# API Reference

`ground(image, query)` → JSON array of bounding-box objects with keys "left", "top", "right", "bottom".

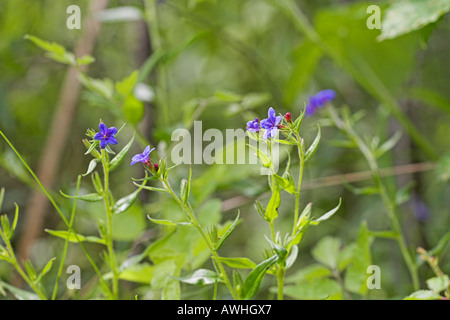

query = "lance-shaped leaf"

[
  {"left": 109, "top": 132, "right": 135, "bottom": 171},
  {"left": 247, "top": 144, "right": 272, "bottom": 168},
  {"left": 304, "top": 124, "right": 321, "bottom": 161},
  {"left": 83, "top": 139, "right": 101, "bottom": 158},
  {"left": 265, "top": 182, "right": 281, "bottom": 223},
  {"left": 25, "top": 34, "right": 75, "bottom": 66},
  {"left": 133, "top": 181, "right": 167, "bottom": 193},
  {"left": 82, "top": 158, "right": 100, "bottom": 177},
  {"left": 60, "top": 191, "right": 103, "bottom": 202},
  {"left": 0, "top": 280, "right": 40, "bottom": 300},
  {"left": 147, "top": 215, "right": 193, "bottom": 227},
  {"left": 273, "top": 173, "right": 296, "bottom": 194},
  {"left": 180, "top": 167, "right": 192, "bottom": 204},
  {"left": 0, "top": 188, "right": 4, "bottom": 210},
  {"left": 175, "top": 269, "right": 223, "bottom": 286},
  {"left": 113, "top": 186, "right": 144, "bottom": 215},
  {"left": 45, "top": 229, "right": 106, "bottom": 245},
  {"left": 242, "top": 255, "right": 278, "bottom": 300},
  {"left": 35, "top": 257, "right": 56, "bottom": 283},
  {"left": 219, "top": 257, "right": 257, "bottom": 269},
  {"left": 311, "top": 198, "right": 342, "bottom": 225},
  {"left": 215, "top": 211, "right": 240, "bottom": 251},
  {"left": 375, "top": 131, "right": 402, "bottom": 159}
]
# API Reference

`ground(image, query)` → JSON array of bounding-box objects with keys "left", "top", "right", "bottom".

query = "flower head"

[
  {"left": 94, "top": 123, "right": 118, "bottom": 149},
  {"left": 246, "top": 118, "right": 260, "bottom": 132},
  {"left": 131, "top": 145, "right": 155, "bottom": 166},
  {"left": 260, "top": 107, "right": 282, "bottom": 140},
  {"left": 305, "top": 89, "right": 336, "bottom": 116}
]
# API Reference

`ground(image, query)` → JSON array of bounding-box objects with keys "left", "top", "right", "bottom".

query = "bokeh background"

[{"left": 0, "top": 0, "right": 449, "bottom": 299}]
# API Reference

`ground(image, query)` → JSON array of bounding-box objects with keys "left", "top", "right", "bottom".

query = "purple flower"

[
  {"left": 305, "top": 89, "right": 336, "bottom": 116},
  {"left": 131, "top": 145, "right": 155, "bottom": 166},
  {"left": 260, "top": 107, "right": 282, "bottom": 140},
  {"left": 94, "top": 123, "right": 118, "bottom": 149},
  {"left": 246, "top": 118, "right": 260, "bottom": 132}
]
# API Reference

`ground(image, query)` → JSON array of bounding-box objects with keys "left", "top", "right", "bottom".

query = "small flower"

[
  {"left": 305, "top": 89, "right": 336, "bottom": 116},
  {"left": 131, "top": 145, "right": 155, "bottom": 166},
  {"left": 246, "top": 118, "right": 260, "bottom": 132},
  {"left": 260, "top": 107, "right": 282, "bottom": 140},
  {"left": 285, "top": 112, "right": 292, "bottom": 123},
  {"left": 94, "top": 123, "right": 118, "bottom": 149}
]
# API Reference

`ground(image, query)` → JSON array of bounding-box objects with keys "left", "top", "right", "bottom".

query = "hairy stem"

[{"left": 101, "top": 150, "right": 119, "bottom": 299}]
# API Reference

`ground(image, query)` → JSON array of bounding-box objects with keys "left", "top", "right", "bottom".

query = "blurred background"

[{"left": 0, "top": 0, "right": 449, "bottom": 299}]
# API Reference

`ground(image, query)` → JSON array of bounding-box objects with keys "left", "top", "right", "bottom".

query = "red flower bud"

[
  {"left": 153, "top": 163, "right": 159, "bottom": 172},
  {"left": 285, "top": 112, "right": 292, "bottom": 123}
]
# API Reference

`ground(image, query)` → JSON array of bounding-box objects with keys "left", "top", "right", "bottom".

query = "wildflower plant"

[{"left": 246, "top": 105, "right": 342, "bottom": 300}]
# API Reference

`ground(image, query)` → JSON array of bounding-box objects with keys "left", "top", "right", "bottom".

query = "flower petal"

[
  {"left": 267, "top": 107, "right": 276, "bottom": 122},
  {"left": 106, "top": 136, "right": 118, "bottom": 145},
  {"left": 99, "top": 123, "right": 108, "bottom": 135},
  {"left": 107, "top": 127, "right": 118, "bottom": 136},
  {"left": 100, "top": 139, "right": 108, "bottom": 149},
  {"left": 94, "top": 132, "right": 103, "bottom": 141}
]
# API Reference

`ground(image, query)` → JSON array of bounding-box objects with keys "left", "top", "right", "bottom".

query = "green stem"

[
  {"left": 0, "top": 232, "right": 47, "bottom": 300},
  {"left": 0, "top": 129, "right": 114, "bottom": 299},
  {"left": 292, "top": 132, "right": 305, "bottom": 233},
  {"left": 327, "top": 106, "right": 419, "bottom": 291},
  {"left": 51, "top": 175, "right": 82, "bottom": 300},
  {"left": 161, "top": 178, "right": 238, "bottom": 300},
  {"left": 101, "top": 149, "right": 119, "bottom": 299},
  {"left": 277, "top": 266, "right": 285, "bottom": 300}
]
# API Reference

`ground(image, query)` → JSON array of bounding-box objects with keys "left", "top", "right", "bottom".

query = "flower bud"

[{"left": 285, "top": 112, "right": 292, "bottom": 123}]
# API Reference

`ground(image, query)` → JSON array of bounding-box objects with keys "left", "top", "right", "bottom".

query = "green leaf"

[
  {"left": 0, "top": 280, "right": 40, "bottom": 300},
  {"left": 242, "top": 255, "right": 278, "bottom": 300},
  {"left": 35, "top": 257, "right": 56, "bottom": 283},
  {"left": 180, "top": 167, "right": 192, "bottom": 204},
  {"left": 25, "top": 34, "right": 75, "bottom": 65},
  {"left": 118, "top": 263, "right": 154, "bottom": 284},
  {"left": 283, "top": 278, "right": 343, "bottom": 300},
  {"left": 404, "top": 290, "right": 442, "bottom": 300},
  {"left": 375, "top": 131, "right": 402, "bottom": 158},
  {"left": 285, "top": 245, "right": 298, "bottom": 269},
  {"left": 147, "top": 215, "right": 192, "bottom": 227},
  {"left": 76, "top": 55, "right": 95, "bottom": 66},
  {"left": 265, "top": 182, "right": 281, "bottom": 223},
  {"left": 304, "top": 124, "right": 321, "bottom": 162},
  {"left": 123, "top": 95, "right": 145, "bottom": 124},
  {"left": 82, "top": 158, "right": 99, "bottom": 177},
  {"left": 426, "top": 275, "right": 449, "bottom": 293},
  {"left": 247, "top": 143, "right": 271, "bottom": 168},
  {"left": 215, "top": 211, "right": 240, "bottom": 251},
  {"left": 344, "top": 221, "right": 372, "bottom": 295},
  {"left": 176, "top": 269, "right": 222, "bottom": 286},
  {"left": 133, "top": 182, "right": 167, "bottom": 193},
  {"left": 285, "top": 264, "right": 332, "bottom": 283},
  {"left": 0, "top": 188, "right": 4, "bottom": 211},
  {"left": 83, "top": 139, "right": 101, "bottom": 158},
  {"left": 60, "top": 190, "right": 103, "bottom": 202},
  {"left": 311, "top": 236, "right": 341, "bottom": 270},
  {"left": 312, "top": 198, "right": 341, "bottom": 224},
  {"left": 113, "top": 188, "right": 142, "bottom": 215},
  {"left": 45, "top": 229, "right": 106, "bottom": 245},
  {"left": 0, "top": 214, "right": 11, "bottom": 239},
  {"left": 11, "top": 203, "right": 19, "bottom": 238},
  {"left": 115, "top": 70, "right": 139, "bottom": 97},
  {"left": 109, "top": 132, "right": 135, "bottom": 171},
  {"left": 273, "top": 173, "right": 296, "bottom": 194},
  {"left": 378, "top": 0, "right": 450, "bottom": 41},
  {"left": 219, "top": 257, "right": 257, "bottom": 269}
]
